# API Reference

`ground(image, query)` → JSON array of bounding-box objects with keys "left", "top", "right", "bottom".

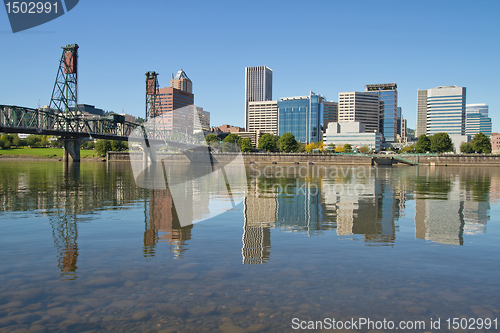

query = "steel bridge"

[
  {"left": 0, "top": 104, "right": 139, "bottom": 141},
  {"left": 0, "top": 44, "right": 211, "bottom": 163}
]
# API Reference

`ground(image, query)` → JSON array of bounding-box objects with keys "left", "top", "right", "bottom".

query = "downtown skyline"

[{"left": 1, "top": 0, "right": 499, "bottom": 132}]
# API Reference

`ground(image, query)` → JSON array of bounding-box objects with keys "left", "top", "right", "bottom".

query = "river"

[{"left": 1, "top": 161, "right": 499, "bottom": 332}]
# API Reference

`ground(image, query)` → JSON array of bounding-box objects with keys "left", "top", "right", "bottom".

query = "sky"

[{"left": 1, "top": 0, "right": 499, "bottom": 132}]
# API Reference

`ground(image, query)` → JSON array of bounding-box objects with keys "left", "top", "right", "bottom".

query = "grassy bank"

[{"left": 0, "top": 147, "right": 98, "bottom": 159}]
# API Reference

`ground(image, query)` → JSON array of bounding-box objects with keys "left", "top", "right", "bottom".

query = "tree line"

[
  {"left": 405, "top": 132, "right": 491, "bottom": 154},
  {"left": 0, "top": 134, "right": 128, "bottom": 156}
]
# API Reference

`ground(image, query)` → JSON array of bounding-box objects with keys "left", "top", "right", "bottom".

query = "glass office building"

[
  {"left": 365, "top": 83, "right": 398, "bottom": 143},
  {"left": 278, "top": 92, "right": 323, "bottom": 143}
]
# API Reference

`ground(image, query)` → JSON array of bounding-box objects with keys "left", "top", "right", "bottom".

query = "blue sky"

[{"left": 1, "top": 0, "right": 499, "bottom": 132}]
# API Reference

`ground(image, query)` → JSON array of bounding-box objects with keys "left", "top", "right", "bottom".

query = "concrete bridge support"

[{"left": 63, "top": 139, "right": 81, "bottom": 163}]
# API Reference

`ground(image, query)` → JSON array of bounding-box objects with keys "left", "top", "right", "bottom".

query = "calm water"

[{"left": 1, "top": 161, "right": 500, "bottom": 332}]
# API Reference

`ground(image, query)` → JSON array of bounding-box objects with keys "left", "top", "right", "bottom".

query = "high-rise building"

[
  {"left": 156, "top": 69, "right": 195, "bottom": 115},
  {"left": 323, "top": 101, "right": 338, "bottom": 130},
  {"left": 247, "top": 100, "right": 278, "bottom": 134},
  {"left": 416, "top": 89, "right": 428, "bottom": 137},
  {"left": 466, "top": 113, "right": 492, "bottom": 137},
  {"left": 278, "top": 92, "right": 323, "bottom": 143},
  {"left": 153, "top": 69, "right": 210, "bottom": 132},
  {"left": 245, "top": 66, "right": 273, "bottom": 130},
  {"left": 417, "top": 86, "right": 466, "bottom": 136},
  {"left": 365, "top": 83, "right": 398, "bottom": 143},
  {"left": 170, "top": 69, "right": 193, "bottom": 94},
  {"left": 466, "top": 103, "right": 491, "bottom": 137},
  {"left": 396, "top": 107, "right": 402, "bottom": 136},
  {"left": 466, "top": 103, "right": 489, "bottom": 117},
  {"left": 338, "top": 92, "right": 380, "bottom": 133}
]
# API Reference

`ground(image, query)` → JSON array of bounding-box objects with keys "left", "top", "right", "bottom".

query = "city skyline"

[{"left": 1, "top": 1, "right": 499, "bottom": 132}]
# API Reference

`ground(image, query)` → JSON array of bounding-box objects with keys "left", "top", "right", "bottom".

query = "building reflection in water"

[
  {"left": 145, "top": 188, "right": 192, "bottom": 259},
  {"left": 414, "top": 167, "right": 491, "bottom": 245},
  {"left": 242, "top": 178, "right": 274, "bottom": 264}
]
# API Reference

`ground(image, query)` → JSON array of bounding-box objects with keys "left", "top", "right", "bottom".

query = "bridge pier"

[{"left": 63, "top": 139, "right": 81, "bottom": 163}]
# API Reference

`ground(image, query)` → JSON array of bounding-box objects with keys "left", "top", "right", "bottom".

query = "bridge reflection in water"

[{"left": 0, "top": 162, "right": 495, "bottom": 280}]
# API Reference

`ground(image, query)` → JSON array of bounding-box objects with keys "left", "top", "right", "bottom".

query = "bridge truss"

[{"left": 0, "top": 104, "right": 139, "bottom": 140}]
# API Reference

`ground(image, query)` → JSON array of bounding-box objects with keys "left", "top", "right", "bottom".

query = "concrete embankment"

[
  {"left": 108, "top": 152, "right": 373, "bottom": 165},
  {"left": 107, "top": 152, "right": 500, "bottom": 166}
]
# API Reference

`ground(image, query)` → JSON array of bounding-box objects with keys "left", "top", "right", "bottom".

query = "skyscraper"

[
  {"left": 365, "top": 83, "right": 398, "bottom": 143},
  {"left": 247, "top": 100, "right": 278, "bottom": 134},
  {"left": 278, "top": 92, "right": 323, "bottom": 143},
  {"left": 338, "top": 92, "right": 380, "bottom": 133},
  {"left": 156, "top": 69, "right": 194, "bottom": 115},
  {"left": 417, "top": 86, "right": 466, "bottom": 136},
  {"left": 170, "top": 69, "right": 193, "bottom": 94},
  {"left": 323, "top": 101, "right": 338, "bottom": 129},
  {"left": 154, "top": 69, "right": 210, "bottom": 132},
  {"left": 416, "top": 89, "right": 428, "bottom": 137},
  {"left": 245, "top": 66, "right": 273, "bottom": 131}
]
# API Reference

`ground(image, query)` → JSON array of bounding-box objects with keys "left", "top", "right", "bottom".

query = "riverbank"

[
  {"left": 0, "top": 147, "right": 102, "bottom": 161},
  {"left": 108, "top": 151, "right": 500, "bottom": 166}
]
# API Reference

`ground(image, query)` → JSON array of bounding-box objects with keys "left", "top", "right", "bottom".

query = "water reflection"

[{"left": 0, "top": 162, "right": 497, "bottom": 277}]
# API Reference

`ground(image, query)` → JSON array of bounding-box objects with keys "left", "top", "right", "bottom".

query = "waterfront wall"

[
  {"left": 400, "top": 154, "right": 500, "bottom": 166},
  {"left": 108, "top": 152, "right": 372, "bottom": 165},
  {"left": 107, "top": 152, "right": 500, "bottom": 166}
]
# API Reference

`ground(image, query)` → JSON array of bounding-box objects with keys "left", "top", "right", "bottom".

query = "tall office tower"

[
  {"left": 466, "top": 103, "right": 491, "bottom": 137},
  {"left": 338, "top": 92, "right": 380, "bottom": 133},
  {"left": 245, "top": 66, "right": 273, "bottom": 130},
  {"left": 247, "top": 100, "right": 278, "bottom": 134},
  {"left": 170, "top": 69, "right": 193, "bottom": 93},
  {"left": 466, "top": 103, "right": 489, "bottom": 117},
  {"left": 323, "top": 101, "right": 338, "bottom": 129},
  {"left": 401, "top": 118, "right": 408, "bottom": 143},
  {"left": 396, "top": 107, "right": 402, "bottom": 136},
  {"left": 416, "top": 89, "right": 428, "bottom": 137},
  {"left": 365, "top": 83, "right": 398, "bottom": 143},
  {"left": 466, "top": 113, "right": 492, "bottom": 137},
  {"left": 422, "top": 86, "right": 466, "bottom": 135},
  {"left": 278, "top": 92, "right": 323, "bottom": 143},
  {"left": 156, "top": 69, "right": 194, "bottom": 115}
]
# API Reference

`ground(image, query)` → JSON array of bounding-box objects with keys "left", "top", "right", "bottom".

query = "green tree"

[
  {"left": 205, "top": 134, "right": 220, "bottom": 148},
  {"left": 222, "top": 133, "right": 241, "bottom": 152},
  {"left": 343, "top": 143, "right": 352, "bottom": 153},
  {"left": 359, "top": 145, "right": 370, "bottom": 154},
  {"left": 278, "top": 132, "right": 298, "bottom": 152},
  {"left": 239, "top": 138, "right": 253, "bottom": 152},
  {"left": 460, "top": 142, "right": 474, "bottom": 154},
  {"left": 95, "top": 140, "right": 112, "bottom": 156},
  {"left": 0, "top": 137, "right": 5, "bottom": 150},
  {"left": 39, "top": 136, "right": 50, "bottom": 147},
  {"left": 111, "top": 140, "right": 127, "bottom": 151},
  {"left": 296, "top": 142, "right": 306, "bottom": 153},
  {"left": 26, "top": 135, "right": 41, "bottom": 147},
  {"left": 471, "top": 132, "right": 491, "bottom": 153},
  {"left": 430, "top": 132, "right": 453, "bottom": 152},
  {"left": 12, "top": 135, "right": 21, "bottom": 147},
  {"left": 258, "top": 133, "right": 279, "bottom": 152},
  {"left": 401, "top": 144, "right": 416, "bottom": 153},
  {"left": 415, "top": 134, "right": 431, "bottom": 153}
]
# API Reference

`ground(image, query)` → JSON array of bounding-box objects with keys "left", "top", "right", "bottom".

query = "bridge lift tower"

[
  {"left": 49, "top": 44, "right": 84, "bottom": 161},
  {"left": 145, "top": 71, "right": 160, "bottom": 122}
]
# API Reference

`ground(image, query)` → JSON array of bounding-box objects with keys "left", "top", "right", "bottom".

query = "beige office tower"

[
  {"left": 247, "top": 100, "right": 278, "bottom": 134},
  {"left": 245, "top": 66, "right": 273, "bottom": 131},
  {"left": 416, "top": 90, "right": 428, "bottom": 137},
  {"left": 338, "top": 92, "right": 380, "bottom": 133}
]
